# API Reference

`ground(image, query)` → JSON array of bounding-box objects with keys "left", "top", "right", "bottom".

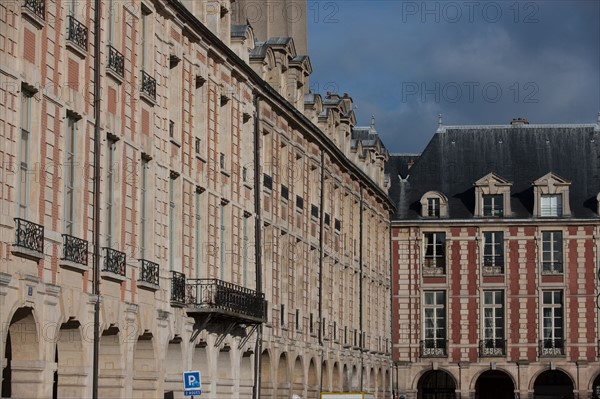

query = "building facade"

[
  {"left": 389, "top": 119, "right": 600, "bottom": 399},
  {"left": 0, "top": 0, "right": 393, "bottom": 398}
]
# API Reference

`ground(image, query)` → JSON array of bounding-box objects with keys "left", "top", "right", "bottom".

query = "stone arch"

[
  {"left": 292, "top": 355, "right": 305, "bottom": 396},
  {"left": 384, "top": 369, "right": 391, "bottom": 398},
  {"left": 260, "top": 350, "right": 273, "bottom": 398},
  {"left": 132, "top": 332, "right": 157, "bottom": 398},
  {"left": 276, "top": 352, "right": 290, "bottom": 397},
  {"left": 377, "top": 368, "right": 384, "bottom": 397},
  {"left": 332, "top": 362, "right": 340, "bottom": 391},
  {"left": 55, "top": 320, "right": 87, "bottom": 398},
  {"left": 307, "top": 358, "right": 318, "bottom": 397},
  {"left": 531, "top": 369, "right": 575, "bottom": 398},
  {"left": 416, "top": 369, "right": 457, "bottom": 399},
  {"left": 216, "top": 347, "right": 233, "bottom": 396},
  {"left": 369, "top": 367, "right": 376, "bottom": 392},
  {"left": 474, "top": 370, "right": 515, "bottom": 399},
  {"left": 342, "top": 363, "right": 350, "bottom": 391},
  {"left": 163, "top": 336, "right": 184, "bottom": 397},
  {"left": 240, "top": 350, "right": 253, "bottom": 397},
  {"left": 321, "top": 360, "right": 330, "bottom": 391},
  {"left": 411, "top": 367, "right": 459, "bottom": 392},
  {"left": 2, "top": 307, "right": 42, "bottom": 398},
  {"left": 192, "top": 343, "right": 210, "bottom": 381},
  {"left": 98, "top": 325, "right": 126, "bottom": 398},
  {"left": 351, "top": 364, "right": 359, "bottom": 391},
  {"left": 590, "top": 373, "right": 600, "bottom": 398},
  {"left": 469, "top": 367, "right": 516, "bottom": 391}
]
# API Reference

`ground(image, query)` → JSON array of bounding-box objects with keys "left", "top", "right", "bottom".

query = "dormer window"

[
  {"left": 474, "top": 173, "right": 512, "bottom": 218},
  {"left": 532, "top": 173, "right": 571, "bottom": 218},
  {"left": 420, "top": 191, "right": 448, "bottom": 218}
]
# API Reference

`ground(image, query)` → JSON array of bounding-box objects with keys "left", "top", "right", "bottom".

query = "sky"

[{"left": 306, "top": 0, "right": 600, "bottom": 153}]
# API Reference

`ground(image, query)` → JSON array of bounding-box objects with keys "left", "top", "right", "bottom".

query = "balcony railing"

[
  {"left": 187, "top": 278, "right": 266, "bottom": 322},
  {"left": 23, "top": 0, "right": 45, "bottom": 20},
  {"left": 66, "top": 15, "right": 88, "bottom": 51},
  {"left": 107, "top": 45, "right": 124, "bottom": 78},
  {"left": 171, "top": 271, "right": 186, "bottom": 305},
  {"left": 422, "top": 258, "right": 445, "bottom": 275},
  {"left": 420, "top": 339, "right": 447, "bottom": 357},
  {"left": 139, "top": 259, "right": 159, "bottom": 286},
  {"left": 62, "top": 234, "right": 88, "bottom": 265},
  {"left": 482, "top": 265, "right": 504, "bottom": 275},
  {"left": 479, "top": 339, "right": 506, "bottom": 357},
  {"left": 539, "top": 339, "right": 565, "bottom": 356},
  {"left": 542, "top": 262, "right": 563, "bottom": 274},
  {"left": 103, "top": 247, "right": 126, "bottom": 276},
  {"left": 141, "top": 70, "right": 156, "bottom": 101},
  {"left": 14, "top": 218, "right": 44, "bottom": 253}
]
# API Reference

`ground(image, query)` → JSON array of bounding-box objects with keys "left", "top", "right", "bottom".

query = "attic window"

[
  {"left": 483, "top": 194, "right": 503, "bottom": 217},
  {"left": 474, "top": 173, "right": 512, "bottom": 218},
  {"left": 420, "top": 191, "right": 448, "bottom": 218},
  {"left": 540, "top": 194, "right": 562, "bottom": 217},
  {"left": 532, "top": 173, "right": 571, "bottom": 218},
  {"left": 427, "top": 198, "right": 440, "bottom": 217}
]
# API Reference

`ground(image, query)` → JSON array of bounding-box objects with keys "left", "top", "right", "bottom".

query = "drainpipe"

[
  {"left": 318, "top": 150, "right": 325, "bottom": 392},
  {"left": 388, "top": 220, "right": 393, "bottom": 394},
  {"left": 91, "top": 0, "right": 102, "bottom": 397},
  {"left": 252, "top": 93, "right": 263, "bottom": 399},
  {"left": 359, "top": 186, "right": 364, "bottom": 392}
]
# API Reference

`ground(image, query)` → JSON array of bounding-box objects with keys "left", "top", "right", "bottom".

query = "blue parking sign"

[{"left": 183, "top": 371, "right": 201, "bottom": 395}]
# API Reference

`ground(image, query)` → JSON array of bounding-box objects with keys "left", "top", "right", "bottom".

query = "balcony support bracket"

[
  {"left": 214, "top": 321, "right": 236, "bottom": 348},
  {"left": 189, "top": 314, "right": 213, "bottom": 343},
  {"left": 238, "top": 323, "right": 259, "bottom": 350}
]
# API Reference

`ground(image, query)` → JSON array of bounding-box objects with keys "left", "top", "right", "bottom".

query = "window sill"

[
  {"left": 243, "top": 182, "right": 253, "bottom": 190},
  {"left": 22, "top": 8, "right": 45, "bottom": 29},
  {"left": 220, "top": 170, "right": 231, "bottom": 178},
  {"left": 66, "top": 40, "right": 87, "bottom": 59},
  {"left": 137, "top": 281, "right": 159, "bottom": 292},
  {"left": 140, "top": 92, "right": 157, "bottom": 107},
  {"left": 59, "top": 259, "right": 88, "bottom": 273},
  {"left": 170, "top": 137, "right": 182, "bottom": 148},
  {"left": 106, "top": 67, "right": 124, "bottom": 84},
  {"left": 12, "top": 246, "right": 44, "bottom": 262},
  {"left": 101, "top": 270, "right": 127, "bottom": 283},
  {"left": 195, "top": 153, "right": 207, "bottom": 163}
]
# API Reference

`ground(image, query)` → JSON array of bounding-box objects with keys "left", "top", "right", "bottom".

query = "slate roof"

[{"left": 388, "top": 124, "right": 600, "bottom": 220}]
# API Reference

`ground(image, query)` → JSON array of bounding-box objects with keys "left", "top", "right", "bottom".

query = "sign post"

[{"left": 183, "top": 371, "right": 201, "bottom": 397}]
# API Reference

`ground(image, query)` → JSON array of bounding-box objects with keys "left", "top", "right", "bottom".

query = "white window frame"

[
  {"left": 105, "top": 138, "right": 117, "bottom": 247},
  {"left": 482, "top": 290, "right": 504, "bottom": 353},
  {"left": 541, "top": 231, "right": 563, "bottom": 274},
  {"left": 541, "top": 290, "right": 564, "bottom": 355},
  {"left": 18, "top": 91, "right": 33, "bottom": 219},
  {"left": 540, "top": 194, "right": 563, "bottom": 217},
  {"left": 64, "top": 115, "right": 77, "bottom": 235},
  {"left": 422, "top": 291, "right": 446, "bottom": 355}
]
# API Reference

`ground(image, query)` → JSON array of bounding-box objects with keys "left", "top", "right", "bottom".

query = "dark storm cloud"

[{"left": 307, "top": 0, "right": 600, "bottom": 153}]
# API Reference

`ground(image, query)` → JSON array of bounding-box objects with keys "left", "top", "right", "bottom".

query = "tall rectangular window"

[
  {"left": 64, "top": 116, "right": 77, "bottom": 235},
  {"left": 169, "top": 174, "right": 176, "bottom": 271},
  {"left": 141, "top": 9, "right": 149, "bottom": 70},
  {"left": 219, "top": 203, "right": 226, "bottom": 280},
  {"left": 483, "top": 232, "right": 504, "bottom": 273},
  {"left": 427, "top": 197, "right": 440, "bottom": 217},
  {"left": 482, "top": 291, "right": 505, "bottom": 355},
  {"left": 540, "top": 194, "right": 562, "bottom": 217},
  {"left": 541, "top": 290, "right": 564, "bottom": 355},
  {"left": 542, "top": 231, "right": 563, "bottom": 274},
  {"left": 140, "top": 157, "right": 149, "bottom": 258},
  {"left": 107, "top": 0, "right": 115, "bottom": 44},
  {"left": 424, "top": 232, "right": 445, "bottom": 274},
  {"left": 243, "top": 216, "right": 248, "bottom": 286},
  {"left": 483, "top": 194, "right": 503, "bottom": 217},
  {"left": 18, "top": 91, "right": 33, "bottom": 219},
  {"left": 105, "top": 138, "right": 117, "bottom": 247},
  {"left": 195, "top": 189, "right": 201, "bottom": 278},
  {"left": 422, "top": 291, "right": 446, "bottom": 356}
]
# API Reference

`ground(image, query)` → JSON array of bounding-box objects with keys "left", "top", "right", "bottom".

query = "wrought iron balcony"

[
  {"left": 14, "top": 218, "right": 44, "bottom": 254},
  {"left": 62, "top": 234, "right": 88, "bottom": 265},
  {"left": 139, "top": 259, "right": 159, "bottom": 286},
  {"left": 141, "top": 70, "right": 156, "bottom": 101},
  {"left": 420, "top": 339, "right": 447, "bottom": 358},
  {"left": 66, "top": 15, "right": 88, "bottom": 51},
  {"left": 539, "top": 339, "right": 565, "bottom": 356},
  {"left": 107, "top": 45, "right": 124, "bottom": 78},
  {"left": 171, "top": 271, "right": 186, "bottom": 305},
  {"left": 103, "top": 247, "right": 126, "bottom": 276},
  {"left": 542, "top": 261, "right": 563, "bottom": 274},
  {"left": 479, "top": 339, "right": 506, "bottom": 357},
  {"left": 187, "top": 278, "right": 266, "bottom": 323},
  {"left": 23, "top": 0, "right": 45, "bottom": 20},
  {"left": 482, "top": 265, "right": 504, "bottom": 275},
  {"left": 422, "top": 258, "right": 445, "bottom": 276}
]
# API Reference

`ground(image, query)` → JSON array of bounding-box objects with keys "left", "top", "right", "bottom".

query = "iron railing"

[
  {"left": 103, "top": 247, "right": 126, "bottom": 276},
  {"left": 482, "top": 265, "right": 504, "bottom": 275},
  {"left": 263, "top": 173, "right": 272, "bottom": 190},
  {"left": 187, "top": 278, "right": 266, "bottom": 321},
  {"left": 171, "top": 271, "right": 186, "bottom": 304},
  {"left": 66, "top": 15, "right": 87, "bottom": 51},
  {"left": 420, "top": 339, "right": 447, "bottom": 357},
  {"left": 23, "top": 0, "right": 45, "bottom": 20},
  {"left": 107, "top": 45, "right": 124, "bottom": 78},
  {"left": 62, "top": 234, "right": 88, "bottom": 265},
  {"left": 542, "top": 261, "right": 563, "bottom": 274},
  {"left": 479, "top": 339, "right": 506, "bottom": 357},
  {"left": 14, "top": 218, "right": 44, "bottom": 253},
  {"left": 422, "top": 258, "right": 445, "bottom": 275},
  {"left": 539, "top": 339, "right": 564, "bottom": 356},
  {"left": 141, "top": 70, "right": 156, "bottom": 100},
  {"left": 139, "top": 259, "right": 159, "bottom": 286}
]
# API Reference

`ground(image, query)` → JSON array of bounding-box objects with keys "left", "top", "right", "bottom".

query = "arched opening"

[
  {"left": 369, "top": 367, "right": 375, "bottom": 392},
  {"left": 351, "top": 365, "right": 359, "bottom": 391},
  {"left": 417, "top": 370, "right": 456, "bottom": 399},
  {"left": 377, "top": 368, "right": 384, "bottom": 398},
  {"left": 307, "top": 358, "right": 318, "bottom": 397},
  {"left": 321, "top": 360, "right": 330, "bottom": 392},
  {"left": 332, "top": 362, "right": 340, "bottom": 391},
  {"left": 591, "top": 374, "right": 600, "bottom": 399},
  {"left": 276, "top": 352, "right": 289, "bottom": 398},
  {"left": 133, "top": 332, "right": 157, "bottom": 398},
  {"left": 163, "top": 336, "right": 183, "bottom": 398},
  {"left": 342, "top": 364, "right": 349, "bottom": 391},
  {"left": 216, "top": 347, "right": 233, "bottom": 396},
  {"left": 260, "top": 350, "right": 273, "bottom": 399},
  {"left": 474, "top": 370, "right": 514, "bottom": 399},
  {"left": 99, "top": 326, "right": 125, "bottom": 398},
  {"left": 55, "top": 320, "right": 86, "bottom": 398},
  {"left": 1, "top": 331, "right": 11, "bottom": 398},
  {"left": 533, "top": 370, "right": 574, "bottom": 399},
  {"left": 240, "top": 350, "right": 253, "bottom": 397},
  {"left": 192, "top": 343, "right": 210, "bottom": 387},
  {"left": 384, "top": 369, "right": 391, "bottom": 399},
  {"left": 292, "top": 356, "right": 304, "bottom": 396}
]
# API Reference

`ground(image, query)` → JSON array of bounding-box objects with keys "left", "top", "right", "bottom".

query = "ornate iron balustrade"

[
  {"left": 420, "top": 339, "right": 447, "bottom": 357},
  {"left": 422, "top": 258, "right": 445, "bottom": 276},
  {"left": 14, "top": 218, "right": 44, "bottom": 253},
  {"left": 141, "top": 70, "right": 156, "bottom": 101},
  {"left": 103, "top": 247, "right": 126, "bottom": 276},
  {"left": 66, "top": 15, "right": 88, "bottom": 51},
  {"left": 542, "top": 261, "right": 563, "bottom": 274},
  {"left": 482, "top": 265, "right": 504, "bottom": 275},
  {"left": 263, "top": 173, "right": 272, "bottom": 190},
  {"left": 62, "top": 234, "right": 88, "bottom": 265},
  {"left": 139, "top": 259, "right": 159, "bottom": 286},
  {"left": 23, "top": 0, "right": 45, "bottom": 20},
  {"left": 539, "top": 339, "right": 564, "bottom": 356},
  {"left": 171, "top": 271, "right": 186, "bottom": 304},
  {"left": 187, "top": 278, "right": 266, "bottom": 321},
  {"left": 479, "top": 339, "right": 506, "bottom": 357},
  {"left": 107, "top": 45, "right": 124, "bottom": 78}
]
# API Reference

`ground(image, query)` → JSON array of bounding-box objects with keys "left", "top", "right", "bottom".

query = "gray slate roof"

[{"left": 388, "top": 124, "right": 600, "bottom": 220}]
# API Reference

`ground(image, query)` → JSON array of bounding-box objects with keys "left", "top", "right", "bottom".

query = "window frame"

[
  {"left": 483, "top": 231, "right": 504, "bottom": 274},
  {"left": 422, "top": 291, "right": 446, "bottom": 356},
  {"left": 423, "top": 232, "right": 446, "bottom": 274},
  {"left": 541, "top": 231, "right": 563, "bottom": 274}
]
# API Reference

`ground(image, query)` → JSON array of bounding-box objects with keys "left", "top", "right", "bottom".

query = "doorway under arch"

[
  {"left": 417, "top": 370, "right": 456, "bottom": 399},
  {"left": 474, "top": 370, "right": 514, "bottom": 399},
  {"left": 533, "top": 370, "right": 574, "bottom": 399},
  {"left": 591, "top": 374, "right": 600, "bottom": 399}
]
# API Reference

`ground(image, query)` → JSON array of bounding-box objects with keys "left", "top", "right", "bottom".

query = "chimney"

[{"left": 510, "top": 117, "right": 529, "bottom": 126}]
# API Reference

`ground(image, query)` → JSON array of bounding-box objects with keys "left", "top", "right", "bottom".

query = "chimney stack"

[{"left": 510, "top": 117, "right": 529, "bottom": 126}]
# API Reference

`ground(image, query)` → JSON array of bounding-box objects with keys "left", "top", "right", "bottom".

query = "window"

[
  {"left": 169, "top": 173, "right": 176, "bottom": 271},
  {"left": 169, "top": 120, "right": 174, "bottom": 138},
  {"left": 195, "top": 188, "right": 202, "bottom": 279},
  {"left": 423, "top": 232, "right": 445, "bottom": 274},
  {"left": 64, "top": 116, "right": 77, "bottom": 235},
  {"left": 481, "top": 291, "right": 505, "bottom": 356},
  {"left": 242, "top": 214, "right": 249, "bottom": 286},
  {"left": 542, "top": 231, "right": 563, "bottom": 274},
  {"left": 540, "top": 194, "right": 562, "bottom": 217},
  {"left": 483, "top": 194, "right": 503, "bottom": 217},
  {"left": 541, "top": 290, "right": 564, "bottom": 355},
  {"left": 219, "top": 202, "right": 226, "bottom": 279},
  {"left": 422, "top": 291, "right": 446, "bottom": 357},
  {"left": 141, "top": 8, "right": 150, "bottom": 70},
  {"left": 140, "top": 157, "right": 149, "bottom": 258},
  {"left": 427, "top": 197, "right": 440, "bottom": 217},
  {"left": 105, "top": 138, "right": 117, "bottom": 246},
  {"left": 483, "top": 232, "right": 504, "bottom": 274},
  {"left": 18, "top": 91, "right": 33, "bottom": 219},
  {"left": 195, "top": 137, "right": 201, "bottom": 155},
  {"left": 107, "top": 0, "right": 115, "bottom": 44}
]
